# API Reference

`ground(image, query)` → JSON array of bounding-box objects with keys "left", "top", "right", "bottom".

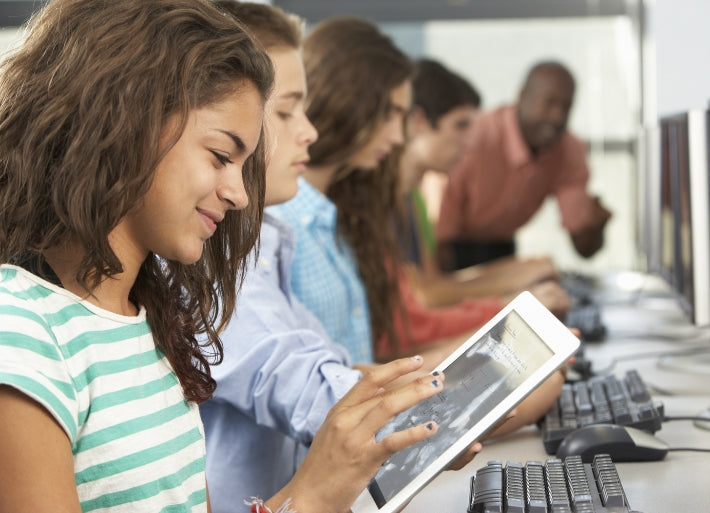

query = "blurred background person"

[
  {"left": 398, "top": 58, "right": 569, "bottom": 317},
  {"left": 436, "top": 60, "right": 612, "bottom": 271}
]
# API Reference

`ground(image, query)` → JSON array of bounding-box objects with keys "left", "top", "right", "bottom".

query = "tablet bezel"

[{"left": 351, "top": 291, "right": 580, "bottom": 513}]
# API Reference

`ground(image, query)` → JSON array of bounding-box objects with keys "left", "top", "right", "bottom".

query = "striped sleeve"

[
  {"left": 0, "top": 266, "right": 208, "bottom": 511},
  {"left": 0, "top": 301, "right": 79, "bottom": 441}
]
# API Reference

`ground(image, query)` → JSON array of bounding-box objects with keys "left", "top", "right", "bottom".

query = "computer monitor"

[
  {"left": 656, "top": 109, "right": 710, "bottom": 327},
  {"left": 677, "top": 110, "right": 710, "bottom": 326},
  {"left": 635, "top": 124, "right": 661, "bottom": 272},
  {"left": 657, "top": 116, "right": 677, "bottom": 287},
  {"left": 655, "top": 110, "right": 710, "bottom": 430}
]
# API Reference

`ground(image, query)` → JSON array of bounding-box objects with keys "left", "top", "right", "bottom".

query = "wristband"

[
  {"left": 247, "top": 498, "right": 273, "bottom": 513},
  {"left": 246, "top": 497, "right": 295, "bottom": 513}
]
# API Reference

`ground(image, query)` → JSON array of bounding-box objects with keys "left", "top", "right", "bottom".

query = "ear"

[{"left": 408, "top": 106, "right": 433, "bottom": 137}]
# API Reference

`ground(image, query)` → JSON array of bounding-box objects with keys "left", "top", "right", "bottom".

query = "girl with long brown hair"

[
  {"left": 270, "top": 16, "right": 411, "bottom": 362},
  {"left": 0, "top": 1, "right": 450, "bottom": 511},
  {"left": 0, "top": 0, "right": 272, "bottom": 509}
]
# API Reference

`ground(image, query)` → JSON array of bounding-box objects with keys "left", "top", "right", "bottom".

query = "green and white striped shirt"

[{"left": 0, "top": 264, "right": 208, "bottom": 512}]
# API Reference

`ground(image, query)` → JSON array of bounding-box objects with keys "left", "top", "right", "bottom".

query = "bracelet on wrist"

[{"left": 246, "top": 497, "right": 295, "bottom": 513}]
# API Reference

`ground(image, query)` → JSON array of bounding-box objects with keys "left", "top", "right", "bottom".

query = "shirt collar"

[
  {"left": 503, "top": 104, "right": 535, "bottom": 169},
  {"left": 259, "top": 211, "right": 292, "bottom": 246},
  {"left": 259, "top": 213, "right": 296, "bottom": 299},
  {"left": 290, "top": 176, "right": 337, "bottom": 229}
]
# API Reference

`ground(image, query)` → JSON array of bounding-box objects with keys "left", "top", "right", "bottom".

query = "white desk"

[
  {"left": 405, "top": 396, "right": 710, "bottom": 513},
  {"left": 403, "top": 271, "right": 710, "bottom": 513}
]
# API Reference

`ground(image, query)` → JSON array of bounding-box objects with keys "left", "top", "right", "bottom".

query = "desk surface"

[{"left": 402, "top": 271, "right": 710, "bottom": 513}]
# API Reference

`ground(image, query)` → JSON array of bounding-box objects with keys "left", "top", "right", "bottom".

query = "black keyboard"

[
  {"left": 540, "top": 370, "right": 664, "bottom": 454},
  {"left": 468, "top": 454, "right": 643, "bottom": 513},
  {"left": 565, "top": 303, "right": 607, "bottom": 342},
  {"left": 560, "top": 271, "right": 598, "bottom": 303}
]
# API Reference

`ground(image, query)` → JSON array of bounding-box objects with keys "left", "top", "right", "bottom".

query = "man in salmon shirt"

[{"left": 436, "top": 60, "right": 612, "bottom": 271}]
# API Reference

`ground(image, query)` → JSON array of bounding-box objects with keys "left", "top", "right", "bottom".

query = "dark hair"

[
  {"left": 213, "top": 1, "right": 303, "bottom": 50},
  {"left": 521, "top": 60, "right": 575, "bottom": 93},
  {"left": 412, "top": 58, "right": 481, "bottom": 127},
  {"left": 303, "top": 17, "right": 412, "bottom": 350},
  {"left": 0, "top": 0, "right": 274, "bottom": 403}
]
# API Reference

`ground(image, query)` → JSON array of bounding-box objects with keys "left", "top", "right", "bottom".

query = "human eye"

[
  {"left": 277, "top": 111, "right": 294, "bottom": 121},
  {"left": 386, "top": 104, "right": 407, "bottom": 122},
  {"left": 211, "top": 150, "right": 233, "bottom": 166}
]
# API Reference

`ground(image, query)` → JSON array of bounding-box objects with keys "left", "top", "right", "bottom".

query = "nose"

[
  {"left": 388, "top": 116, "right": 406, "bottom": 146},
  {"left": 217, "top": 164, "right": 249, "bottom": 211},
  {"left": 298, "top": 112, "right": 318, "bottom": 146},
  {"left": 547, "top": 102, "right": 569, "bottom": 127}
]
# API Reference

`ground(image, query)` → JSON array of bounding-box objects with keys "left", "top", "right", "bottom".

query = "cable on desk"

[
  {"left": 663, "top": 415, "right": 710, "bottom": 423},
  {"left": 592, "top": 343, "right": 710, "bottom": 376},
  {"left": 667, "top": 447, "right": 710, "bottom": 453},
  {"left": 605, "top": 320, "right": 710, "bottom": 342}
]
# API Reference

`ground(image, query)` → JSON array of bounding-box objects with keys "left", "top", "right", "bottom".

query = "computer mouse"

[{"left": 555, "top": 424, "right": 669, "bottom": 462}]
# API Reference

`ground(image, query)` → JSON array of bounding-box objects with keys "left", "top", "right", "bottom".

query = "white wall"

[
  {"left": 384, "top": 17, "right": 641, "bottom": 273},
  {"left": 0, "top": 27, "right": 23, "bottom": 56},
  {"left": 423, "top": 17, "right": 639, "bottom": 142},
  {"left": 648, "top": 0, "right": 710, "bottom": 118}
]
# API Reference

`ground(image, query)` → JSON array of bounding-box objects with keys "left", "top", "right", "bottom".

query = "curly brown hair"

[
  {"left": 303, "top": 17, "right": 412, "bottom": 351},
  {"left": 0, "top": 0, "right": 274, "bottom": 402}
]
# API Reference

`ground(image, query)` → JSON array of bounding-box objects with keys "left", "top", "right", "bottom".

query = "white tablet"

[{"left": 351, "top": 291, "right": 580, "bottom": 513}]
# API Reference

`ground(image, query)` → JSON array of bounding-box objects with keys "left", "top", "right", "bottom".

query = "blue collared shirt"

[
  {"left": 200, "top": 214, "right": 361, "bottom": 513},
  {"left": 268, "top": 177, "right": 374, "bottom": 363}
]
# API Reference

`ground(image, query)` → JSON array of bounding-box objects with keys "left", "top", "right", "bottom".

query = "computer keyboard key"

[
  {"left": 540, "top": 368, "right": 664, "bottom": 454},
  {"left": 469, "top": 462, "right": 503, "bottom": 513},
  {"left": 544, "top": 459, "right": 572, "bottom": 512},
  {"left": 503, "top": 462, "right": 525, "bottom": 513},
  {"left": 589, "top": 380, "right": 608, "bottom": 407},
  {"left": 564, "top": 456, "right": 594, "bottom": 508},
  {"left": 637, "top": 403, "right": 657, "bottom": 421},
  {"left": 625, "top": 370, "right": 652, "bottom": 402},
  {"left": 593, "top": 455, "right": 627, "bottom": 508},
  {"left": 524, "top": 462, "right": 547, "bottom": 513},
  {"left": 603, "top": 376, "right": 625, "bottom": 403},
  {"left": 611, "top": 408, "right": 634, "bottom": 425},
  {"left": 468, "top": 454, "right": 638, "bottom": 513},
  {"left": 564, "top": 302, "right": 607, "bottom": 342}
]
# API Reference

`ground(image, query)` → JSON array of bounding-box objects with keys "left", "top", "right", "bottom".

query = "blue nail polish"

[
  {"left": 426, "top": 422, "right": 434, "bottom": 431},
  {"left": 431, "top": 379, "right": 439, "bottom": 388},
  {"left": 432, "top": 371, "right": 440, "bottom": 376}
]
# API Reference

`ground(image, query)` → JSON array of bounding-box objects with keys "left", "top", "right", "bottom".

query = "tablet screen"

[{"left": 368, "top": 309, "right": 554, "bottom": 507}]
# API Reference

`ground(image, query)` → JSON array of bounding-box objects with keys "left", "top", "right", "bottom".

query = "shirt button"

[{"left": 352, "top": 308, "right": 362, "bottom": 316}]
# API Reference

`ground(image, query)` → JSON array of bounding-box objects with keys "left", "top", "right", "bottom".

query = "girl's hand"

[{"left": 268, "top": 356, "right": 445, "bottom": 513}]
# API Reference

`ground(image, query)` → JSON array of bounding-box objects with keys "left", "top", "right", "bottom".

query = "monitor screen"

[
  {"left": 635, "top": 125, "right": 661, "bottom": 272},
  {"left": 658, "top": 116, "right": 679, "bottom": 286},
  {"left": 676, "top": 118, "right": 693, "bottom": 316},
  {"left": 657, "top": 110, "right": 710, "bottom": 326}
]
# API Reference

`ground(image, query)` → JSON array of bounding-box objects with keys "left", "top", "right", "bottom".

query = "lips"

[
  {"left": 375, "top": 149, "right": 390, "bottom": 162},
  {"left": 197, "top": 208, "right": 223, "bottom": 235},
  {"left": 292, "top": 156, "right": 310, "bottom": 172}
]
